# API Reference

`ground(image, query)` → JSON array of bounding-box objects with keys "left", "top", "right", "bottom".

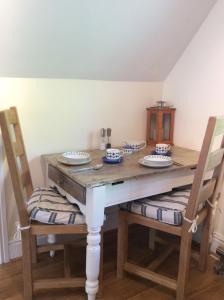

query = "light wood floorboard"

[{"left": 0, "top": 226, "right": 223, "bottom": 300}]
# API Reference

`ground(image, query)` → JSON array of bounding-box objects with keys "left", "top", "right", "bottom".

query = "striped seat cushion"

[
  {"left": 121, "top": 189, "right": 191, "bottom": 225},
  {"left": 27, "top": 187, "right": 85, "bottom": 225}
]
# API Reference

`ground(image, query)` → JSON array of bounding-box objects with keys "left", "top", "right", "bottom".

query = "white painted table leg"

[
  {"left": 85, "top": 186, "right": 105, "bottom": 300},
  {"left": 86, "top": 227, "right": 101, "bottom": 300}
]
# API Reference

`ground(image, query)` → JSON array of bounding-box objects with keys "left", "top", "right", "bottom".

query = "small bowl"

[{"left": 123, "top": 140, "right": 146, "bottom": 151}]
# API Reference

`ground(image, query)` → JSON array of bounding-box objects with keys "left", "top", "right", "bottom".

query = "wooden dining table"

[{"left": 42, "top": 145, "right": 199, "bottom": 300}]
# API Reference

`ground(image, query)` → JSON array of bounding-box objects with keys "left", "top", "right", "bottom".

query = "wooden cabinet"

[{"left": 146, "top": 107, "right": 176, "bottom": 145}]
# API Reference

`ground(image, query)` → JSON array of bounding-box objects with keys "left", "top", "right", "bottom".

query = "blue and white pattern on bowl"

[
  {"left": 106, "top": 148, "right": 124, "bottom": 160},
  {"left": 152, "top": 150, "right": 172, "bottom": 156},
  {"left": 155, "top": 143, "right": 171, "bottom": 154},
  {"left": 123, "top": 140, "right": 146, "bottom": 151}
]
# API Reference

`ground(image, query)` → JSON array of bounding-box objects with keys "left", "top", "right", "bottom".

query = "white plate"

[
  {"left": 58, "top": 152, "right": 91, "bottom": 165},
  {"left": 139, "top": 158, "right": 173, "bottom": 168},
  {"left": 143, "top": 155, "right": 172, "bottom": 163},
  {"left": 62, "top": 151, "right": 90, "bottom": 160},
  {"left": 57, "top": 156, "right": 92, "bottom": 166}
]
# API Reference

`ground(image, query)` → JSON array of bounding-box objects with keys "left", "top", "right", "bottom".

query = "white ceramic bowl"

[
  {"left": 106, "top": 148, "right": 124, "bottom": 160},
  {"left": 123, "top": 140, "right": 146, "bottom": 151},
  {"left": 155, "top": 143, "right": 171, "bottom": 154}
]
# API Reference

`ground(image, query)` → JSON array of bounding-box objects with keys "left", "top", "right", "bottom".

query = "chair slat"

[
  {"left": 6, "top": 109, "right": 18, "bottom": 124},
  {"left": 214, "top": 117, "right": 224, "bottom": 136},
  {"left": 206, "top": 148, "right": 224, "bottom": 171},
  {"left": 33, "top": 277, "right": 85, "bottom": 290},
  {"left": 198, "top": 179, "right": 216, "bottom": 206},
  {"left": 147, "top": 244, "right": 176, "bottom": 271},
  {"left": 121, "top": 210, "right": 182, "bottom": 236},
  {"left": 31, "top": 223, "right": 87, "bottom": 235},
  {"left": 124, "top": 262, "right": 177, "bottom": 290},
  {"left": 13, "top": 141, "right": 24, "bottom": 156}
]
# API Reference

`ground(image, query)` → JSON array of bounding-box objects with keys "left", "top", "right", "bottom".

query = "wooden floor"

[{"left": 0, "top": 225, "right": 224, "bottom": 300}]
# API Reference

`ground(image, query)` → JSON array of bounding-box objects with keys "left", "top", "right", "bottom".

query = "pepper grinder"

[
  {"left": 100, "top": 128, "right": 106, "bottom": 150},
  {"left": 106, "top": 128, "right": 112, "bottom": 148}
]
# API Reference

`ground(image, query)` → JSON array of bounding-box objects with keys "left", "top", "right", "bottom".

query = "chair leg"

[
  {"left": 64, "top": 245, "right": 72, "bottom": 277},
  {"left": 148, "top": 228, "right": 156, "bottom": 250},
  {"left": 176, "top": 230, "right": 192, "bottom": 300},
  {"left": 22, "top": 230, "right": 33, "bottom": 300},
  {"left": 198, "top": 211, "right": 212, "bottom": 272},
  {"left": 117, "top": 211, "right": 128, "bottom": 279},
  {"left": 48, "top": 234, "right": 56, "bottom": 258},
  {"left": 31, "top": 235, "right": 37, "bottom": 264}
]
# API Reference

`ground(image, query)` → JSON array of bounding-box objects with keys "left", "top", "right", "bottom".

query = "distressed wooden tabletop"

[{"left": 43, "top": 146, "right": 199, "bottom": 188}]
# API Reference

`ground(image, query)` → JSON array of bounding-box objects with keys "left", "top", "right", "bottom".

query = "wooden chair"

[
  {"left": 117, "top": 116, "right": 224, "bottom": 300},
  {"left": 0, "top": 107, "right": 103, "bottom": 299}
]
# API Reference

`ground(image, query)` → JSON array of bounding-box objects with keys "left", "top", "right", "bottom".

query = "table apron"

[{"left": 104, "top": 168, "right": 196, "bottom": 207}]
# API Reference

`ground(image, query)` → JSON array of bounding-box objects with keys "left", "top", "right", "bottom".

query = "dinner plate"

[
  {"left": 138, "top": 158, "right": 173, "bottom": 168},
  {"left": 62, "top": 151, "right": 90, "bottom": 160},
  {"left": 143, "top": 155, "right": 172, "bottom": 163},
  {"left": 57, "top": 155, "right": 92, "bottom": 166}
]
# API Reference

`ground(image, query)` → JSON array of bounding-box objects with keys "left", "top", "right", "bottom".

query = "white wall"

[
  {"left": 163, "top": 0, "right": 224, "bottom": 248},
  {"left": 0, "top": 0, "right": 216, "bottom": 81},
  {"left": 0, "top": 77, "right": 162, "bottom": 240}
]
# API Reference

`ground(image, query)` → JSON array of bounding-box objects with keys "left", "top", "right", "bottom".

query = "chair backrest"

[
  {"left": 0, "top": 107, "right": 33, "bottom": 227},
  {"left": 186, "top": 116, "right": 224, "bottom": 220}
]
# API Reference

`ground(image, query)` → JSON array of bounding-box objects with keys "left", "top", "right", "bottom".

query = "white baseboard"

[
  {"left": 8, "top": 236, "right": 48, "bottom": 260},
  {"left": 8, "top": 239, "right": 22, "bottom": 260},
  {"left": 211, "top": 232, "right": 224, "bottom": 253}
]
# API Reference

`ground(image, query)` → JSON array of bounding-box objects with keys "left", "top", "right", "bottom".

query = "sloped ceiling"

[{"left": 0, "top": 0, "right": 217, "bottom": 81}]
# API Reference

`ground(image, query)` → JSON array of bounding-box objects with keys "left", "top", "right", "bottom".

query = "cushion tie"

[
  {"left": 183, "top": 215, "right": 199, "bottom": 233},
  {"left": 207, "top": 199, "right": 223, "bottom": 214},
  {"left": 13, "top": 221, "right": 31, "bottom": 241},
  {"left": 207, "top": 199, "right": 217, "bottom": 209}
]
